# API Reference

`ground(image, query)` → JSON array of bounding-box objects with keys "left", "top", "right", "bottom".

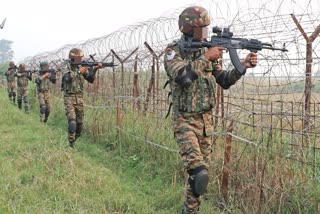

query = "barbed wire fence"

[{"left": 16, "top": 0, "right": 320, "bottom": 210}]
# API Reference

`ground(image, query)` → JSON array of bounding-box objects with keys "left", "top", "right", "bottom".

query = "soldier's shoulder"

[
  {"left": 165, "top": 39, "right": 182, "bottom": 57},
  {"left": 165, "top": 39, "right": 181, "bottom": 50}
]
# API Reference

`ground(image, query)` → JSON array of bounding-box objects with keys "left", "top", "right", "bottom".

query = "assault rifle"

[
  {"left": 180, "top": 26, "right": 288, "bottom": 74},
  {"left": 68, "top": 54, "right": 116, "bottom": 77},
  {"left": 6, "top": 65, "right": 17, "bottom": 75},
  {"left": 38, "top": 68, "right": 61, "bottom": 84},
  {"left": 16, "top": 69, "right": 35, "bottom": 80}
]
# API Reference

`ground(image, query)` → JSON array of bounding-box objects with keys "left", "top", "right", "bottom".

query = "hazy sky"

[{"left": 0, "top": 0, "right": 199, "bottom": 61}]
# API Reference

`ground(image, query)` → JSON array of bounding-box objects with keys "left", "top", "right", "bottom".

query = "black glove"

[{"left": 175, "top": 64, "right": 198, "bottom": 88}]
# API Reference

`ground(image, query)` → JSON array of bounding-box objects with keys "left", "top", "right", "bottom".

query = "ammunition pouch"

[{"left": 62, "top": 73, "right": 72, "bottom": 84}]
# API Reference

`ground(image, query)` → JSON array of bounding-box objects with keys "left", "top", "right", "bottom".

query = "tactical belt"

[{"left": 181, "top": 109, "right": 211, "bottom": 117}]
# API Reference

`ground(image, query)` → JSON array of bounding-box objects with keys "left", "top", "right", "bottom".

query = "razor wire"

[
  {"left": 17, "top": 0, "right": 320, "bottom": 169},
  {"left": 8, "top": 1, "right": 320, "bottom": 211},
  {"left": 20, "top": 0, "right": 320, "bottom": 75}
]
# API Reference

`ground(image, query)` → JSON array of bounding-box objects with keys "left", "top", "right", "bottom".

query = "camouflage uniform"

[
  {"left": 5, "top": 66, "right": 17, "bottom": 103},
  {"left": 164, "top": 36, "right": 243, "bottom": 213},
  {"left": 35, "top": 73, "right": 53, "bottom": 123},
  {"left": 61, "top": 62, "right": 95, "bottom": 147},
  {"left": 16, "top": 69, "right": 32, "bottom": 113}
]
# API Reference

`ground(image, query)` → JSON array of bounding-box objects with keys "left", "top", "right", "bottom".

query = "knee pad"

[
  {"left": 23, "top": 96, "right": 29, "bottom": 103},
  {"left": 68, "top": 120, "right": 76, "bottom": 134},
  {"left": 12, "top": 92, "right": 16, "bottom": 97},
  {"left": 40, "top": 105, "right": 46, "bottom": 115},
  {"left": 188, "top": 166, "right": 209, "bottom": 197},
  {"left": 9, "top": 92, "right": 13, "bottom": 97}
]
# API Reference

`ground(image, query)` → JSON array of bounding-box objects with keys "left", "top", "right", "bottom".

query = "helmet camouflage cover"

[
  {"left": 69, "top": 48, "right": 84, "bottom": 64},
  {"left": 40, "top": 61, "right": 49, "bottom": 67},
  {"left": 69, "top": 48, "right": 84, "bottom": 59},
  {"left": 9, "top": 61, "right": 15, "bottom": 67},
  {"left": 178, "top": 6, "right": 211, "bottom": 34},
  {"left": 19, "top": 63, "right": 26, "bottom": 71},
  {"left": 40, "top": 61, "right": 49, "bottom": 71}
]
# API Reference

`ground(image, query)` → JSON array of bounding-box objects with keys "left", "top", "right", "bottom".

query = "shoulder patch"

[{"left": 166, "top": 50, "right": 176, "bottom": 61}]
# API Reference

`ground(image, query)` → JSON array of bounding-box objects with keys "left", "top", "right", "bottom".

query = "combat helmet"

[
  {"left": 9, "top": 61, "right": 15, "bottom": 67},
  {"left": 178, "top": 6, "right": 211, "bottom": 35},
  {"left": 18, "top": 63, "right": 26, "bottom": 71},
  {"left": 40, "top": 61, "right": 49, "bottom": 70},
  {"left": 69, "top": 48, "right": 84, "bottom": 64}
]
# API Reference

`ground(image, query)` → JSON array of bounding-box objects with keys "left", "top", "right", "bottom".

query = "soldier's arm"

[
  {"left": 83, "top": 63, "right": 102, "bottom": 83},
  {"left": 82, "top": 70, "right": 94, "bottom": 83},
  {"left": 78, "top": 66, "right": 95, "bottom": 84},
  {"left": 164, "top": 43, "right": 211, "bottom": 81},
  {"left": 39, "top": 72, "right": 50, "bottom": 81},
  {"left": 5, "top": 69, "right": 13, "bottom": 76},
  {"left": 212, "top": 52, "right": 257, "bottom": 89},
  {"left": 211, "top": 64, "right": 242, "bottom": 89},
  {"left": 164, "top": 44, "right": 186, "bottom": 80}
]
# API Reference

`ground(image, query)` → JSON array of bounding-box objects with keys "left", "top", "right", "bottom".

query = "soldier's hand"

[
  {"left": 44, "top": 73, "right": 51, "bottom": 78},
  {"left": 93, "top": 63, "right": 103, "bottom": 71},
  {"left": 242, "top": 52, "right": 257, "bottom": 68},
  {"left": 79, "top": 66, "right": 88, "bottom": 74},
  {"left": 97, "top": 63, "right": 103, "bottom": 68},
  {"left": 204, "top": 46, "right": 226, "bottom": 61}
]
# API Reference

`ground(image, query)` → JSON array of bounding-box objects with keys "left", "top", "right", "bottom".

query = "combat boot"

[
  {"left": 75, "top": 123, "right": 83, "bottom": 140},
  {"left": 18, "top": 99, "right": 22, "bottom": 110},
  {"left": 69, "top": 141, "right": 75, "bottom": 148},
  {"left": 44, "top": 111, "right": 50, "bottom": 123},
  {"left": 181, "top": 204, "right": 199, "bottom": 214},
  {"left": 25, "top": 105, "right": 29, "bottom": 114}
]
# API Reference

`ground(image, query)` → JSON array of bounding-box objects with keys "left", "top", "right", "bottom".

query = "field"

[{"left": 1, "top": 70, "right": 320, "bottom": 213}]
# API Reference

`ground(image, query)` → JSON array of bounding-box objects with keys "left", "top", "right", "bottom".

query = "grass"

[
  {"left": 1, "top": 84, "right": 320, "bottom": 213},
  {"left": 0, "top": 89, "right": 185, "bottom": 213}
]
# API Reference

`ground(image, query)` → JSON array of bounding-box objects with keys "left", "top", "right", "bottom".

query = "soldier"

[
  {"left": 16, "top": 64, "right": 32, "bottom": 113},
  {"left": 5, "top": 61, "right": 17, "bottom": 104},
  {"left": 164, "top": 6, "right": 257, "bottom": 214},
  {"left": 35, "top": 61, "right": 57, "bottom": 123},
  {"left": 61, "top": 48, "right": 102, "bottom": 148}
]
